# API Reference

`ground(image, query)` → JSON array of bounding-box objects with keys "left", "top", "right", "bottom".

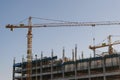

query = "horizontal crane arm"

[
  {"left": 6, "top": 21, "right": 120, "bottom": 29},
  {"left": 33, "top": 21, "right": 120, "bottom": 27},
  {"left": 89, "top": 42, "right": 120, "bottom": 50}
]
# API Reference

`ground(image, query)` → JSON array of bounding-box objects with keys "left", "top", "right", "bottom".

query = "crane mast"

[
  {"left": 108, "top": 35, "right": 112, "bottom": 54},
  {"left": 6, "top": 17, "right": 120, "bottom": 80},
  {"left": 6, "top": 17, "right": 33, "bottom": 80},
  {"left": 27, "top": 17, "right": 32, "bottom": 80}
]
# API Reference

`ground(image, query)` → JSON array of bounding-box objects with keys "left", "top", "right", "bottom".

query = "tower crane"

[
  {"left": 6, "top": 17, "right": 120, "bottom": 80},
  {"left": 89, "top": 35, "right": 120, "bottom": 55}
]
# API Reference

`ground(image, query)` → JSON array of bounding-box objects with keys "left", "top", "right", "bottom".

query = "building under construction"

[{"left": 13, "top": 48, "right": 120, "bottom": 80}]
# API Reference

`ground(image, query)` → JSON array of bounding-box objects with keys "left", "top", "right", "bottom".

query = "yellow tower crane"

[
  {"left": 89, "top": 35, "right": 120, "bottom": 55},
  {"left": 6, "top": 17, "right": 120, "bottom": 80}
]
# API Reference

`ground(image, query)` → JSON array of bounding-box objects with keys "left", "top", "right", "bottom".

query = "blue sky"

[{"left": 1, "top": 0, "right": 120, "bottom": 80}]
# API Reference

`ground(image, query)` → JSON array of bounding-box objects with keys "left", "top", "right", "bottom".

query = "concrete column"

[
  {"left": 51, "top": 49, "right": 53, "bottom": 80},
  {"left": 13, "top": 57, "right": 15, "bottom": 80},
  {"left": 40, "top": 52, "right": 43, "bottom": 80},
  {"left": 102, "top": 57, "right": 106, "bottom": 80},
  {"left": 21, "top": 56, "right": 25, "bottom": 80},
  {"left": 88, "top": 60, "right": 91, "bottom": 80},
  {"left": 75, "top": 45, "right": 77, "bottom": 80},
  {"left": 62, "top": 47, "right": 65, "bottom": 79},
  {"left": 35, "top": 55, "right": 37, "bottom": 80}
]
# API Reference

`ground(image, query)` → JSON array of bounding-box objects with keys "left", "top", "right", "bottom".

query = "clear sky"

[{"left": 1, "top": 0, "right": 120, "bottom": 80}]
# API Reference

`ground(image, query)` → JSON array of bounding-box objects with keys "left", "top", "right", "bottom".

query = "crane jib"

[{"left": 6, "top": 21, "right": 120, "bottom": 29}]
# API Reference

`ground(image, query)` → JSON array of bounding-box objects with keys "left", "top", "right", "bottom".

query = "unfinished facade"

[{"left": 13, "top": 52, "right": 120, "bottom": 80}]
